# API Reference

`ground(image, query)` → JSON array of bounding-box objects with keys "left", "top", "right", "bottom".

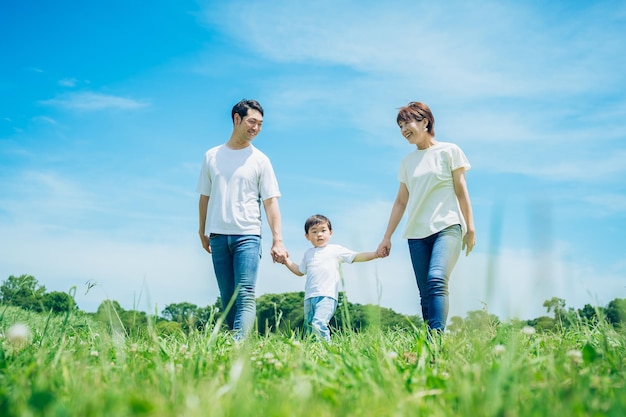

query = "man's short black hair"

[{"left": 232, "top": 99, "right": 264, "bottom": 122}]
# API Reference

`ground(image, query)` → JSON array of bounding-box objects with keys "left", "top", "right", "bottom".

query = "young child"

[{"left": 281, "top": 214, "right": 379, "bottom": 342}]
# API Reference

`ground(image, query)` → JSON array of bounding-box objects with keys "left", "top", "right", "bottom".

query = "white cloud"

[
  {"left": 0, "top": 171, "right": 99, "bottom": 227},
  {"left": 40, "top": 92, "right": 149, "bottom": 111},
  {"left": 204, "top": 1, "right": 626, "bottom": 98},
  {"left": 583, "top": 193, "right": 626, "bottom": 216},
  {"left": 32, "top": 116, "right": 57, "bottom": 125},
  {"left": 58, "top": 78, "right": 79, "bottom": 87}
]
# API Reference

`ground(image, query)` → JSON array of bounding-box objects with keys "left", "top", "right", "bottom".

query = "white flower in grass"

[
  {"left": 386, "top": 351, "right": 399, "bottom": 360},
  {"left": 566, "top": 349, "right": 583, "bottom": 364},
  {"left": 521, "top": 326, "right": 536, "bottom": 335},
  {"left": 7, "top": 324, "right": 32, "bottom": 347},
  {"left": 263, "top": 352, "right": 275, "bottom": 360},
  {"left": 493, "top": 344, "right": 506, "bottom": 356},
  {"left": 90, "top": 350, "right": 99, "bottom": 357},
  {"left": 179, "top": 344, "right": 188, "bottom": 354},
  {"left": 294, "top": 378, "right": 312, "bottom": 399},
  {"left": 129, "top": 343, "right": 138, "bottom": 353}
]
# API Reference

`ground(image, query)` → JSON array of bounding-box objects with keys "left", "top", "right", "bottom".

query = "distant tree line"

[{"left": 2, "top": 275, "right": 626, "bottom": 336}]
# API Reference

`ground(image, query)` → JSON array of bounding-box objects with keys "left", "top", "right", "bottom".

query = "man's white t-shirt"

[
  {"left": 399, "top": 141, "right": 471, "bottom": 239},
  {"left": 298, "top": 244, "right": 357, "bottom": 301},
  {"left": 196, "top": 144, "right": 280, "bottom": 235}
]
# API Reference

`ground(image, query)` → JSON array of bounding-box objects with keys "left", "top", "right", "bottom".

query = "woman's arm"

[
  {"left": 452, "top": 167, "right": 475, "bottom": 256},
  {"left": 377, "top": 183, "right": 409, "bottom": 257}
]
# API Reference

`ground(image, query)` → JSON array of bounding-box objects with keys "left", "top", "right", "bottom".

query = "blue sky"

[{"left": 1, "top": 0, "right": 625, "bottom": 321}]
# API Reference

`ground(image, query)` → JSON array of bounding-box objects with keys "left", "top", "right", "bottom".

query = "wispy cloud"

[
  {"left": 204, "top": 1, "right": 626, "bottom": 98},
  {"left": 583, "top": 193, "right": 626, "bottom": 216},
  {"left": 58, "top": 78, "right": 79, "bottom": 87},
  {"left": 40, "top": 92, "right": 150, "bottom": 111},
  {"left": 32, "top": 116, "right": 57, "bottom": 125}
]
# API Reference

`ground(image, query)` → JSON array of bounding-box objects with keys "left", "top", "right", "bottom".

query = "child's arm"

[
  {"left": 282, "top": 257, "right": 305, "bottom": 276},
  {"left": 353, "top": 251, "right": 380, "bottom": 263}
]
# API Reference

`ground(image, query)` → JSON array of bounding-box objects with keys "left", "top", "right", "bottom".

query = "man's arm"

[
  {"left": 263, "top": 197, "right": 288, "bottom": 262},
  {"left": 198, "top": 194, "right": 211, "bottom": 253}
]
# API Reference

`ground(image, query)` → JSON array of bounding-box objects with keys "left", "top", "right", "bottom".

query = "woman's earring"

[{"left": 423, "top": 127, "right": 428, "bottom": 132}]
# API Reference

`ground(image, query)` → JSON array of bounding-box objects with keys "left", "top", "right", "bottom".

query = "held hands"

[
  {"left": 271, "top": 240, "right": 288, "bottom": 264},
  {"left": 376, "top": 238, "right": 392, "bottom": 258}
]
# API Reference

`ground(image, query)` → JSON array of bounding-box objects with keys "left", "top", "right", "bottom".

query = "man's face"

[{"left": 234, "top": 109, "right": 263, "bottom": 142}]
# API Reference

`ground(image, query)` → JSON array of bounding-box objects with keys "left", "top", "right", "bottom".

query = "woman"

[{"left": 377, "top": 101, "right": 475, "bottom": 331}]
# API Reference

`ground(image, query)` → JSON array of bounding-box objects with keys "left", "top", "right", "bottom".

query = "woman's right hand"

[{"left": 376, "top": 238, "right": 392, "bottom": 258}]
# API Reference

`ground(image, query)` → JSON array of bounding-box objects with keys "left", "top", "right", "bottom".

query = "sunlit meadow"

[{"left": 1, "top": 302, "right": 625, "bottom": 417}]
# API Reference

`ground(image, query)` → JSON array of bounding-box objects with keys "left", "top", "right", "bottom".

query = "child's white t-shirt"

[
  {"left": 196, "top": 144, "right": 280, "bottom": 235},
  {"left": 399, "top": 141, "right": 471, "bottom": 239},
  {"left": 298, "top": 244, "right": 357, "bottom": 301}
]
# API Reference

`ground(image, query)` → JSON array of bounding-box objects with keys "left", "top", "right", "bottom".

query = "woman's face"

[{"left": 398, "top": 118, "right": 428, "bottom": 145}]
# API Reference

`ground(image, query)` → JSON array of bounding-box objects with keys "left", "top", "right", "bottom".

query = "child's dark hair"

[{"left": 304, "top": 214, "right": 332, "bottom": 234}]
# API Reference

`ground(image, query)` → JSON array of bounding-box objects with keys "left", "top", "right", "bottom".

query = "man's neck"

[{"left": 225, "top": 136, "right": 252, "bottom": 150}]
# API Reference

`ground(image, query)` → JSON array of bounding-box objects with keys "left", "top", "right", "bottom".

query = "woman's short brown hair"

[{"left": 396, "top": 101, "right": 435, "bottom": 137}]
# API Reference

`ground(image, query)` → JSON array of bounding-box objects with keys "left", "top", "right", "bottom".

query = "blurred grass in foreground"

[{"left": 1, "top": 305, "right": 625, "bottom": 417}]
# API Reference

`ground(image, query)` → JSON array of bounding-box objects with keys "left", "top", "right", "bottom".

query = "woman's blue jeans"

[
  {"left": 408, "top": 224, "right": 462, "bottom": 331},
  {"left": 209, "top": 234, "right": 261, "bottom": 340}
]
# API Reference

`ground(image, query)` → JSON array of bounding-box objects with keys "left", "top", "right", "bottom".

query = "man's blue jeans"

[
  {"left": 209, "top": 234, "right": 261, "bottom": 340},
  {"left": 304, "top": 296, "right": 337, "bottom": 342},
  {"left": 408, "top": 224, "right": 462, "bottom": 331}
]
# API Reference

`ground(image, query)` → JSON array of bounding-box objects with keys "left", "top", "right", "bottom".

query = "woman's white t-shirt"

[
  {"left": 399, "top": 141, "right": 471, "bottom": 239},
  {"left": 298, "top": 244, "right": 357, "bottom": 301}
]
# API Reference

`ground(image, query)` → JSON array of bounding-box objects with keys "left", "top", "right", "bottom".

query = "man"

[{"left": 197, "top": 99, "right": 288, "bottom": 340}]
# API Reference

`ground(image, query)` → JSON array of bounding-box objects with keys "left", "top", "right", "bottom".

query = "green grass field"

[{"left": 1, "top": 305, "right": 625, "bottom": 417}]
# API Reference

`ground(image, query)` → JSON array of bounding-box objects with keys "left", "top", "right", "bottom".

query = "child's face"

[{"left": 305, "top": 222, "right": 332, "bottom": 248}]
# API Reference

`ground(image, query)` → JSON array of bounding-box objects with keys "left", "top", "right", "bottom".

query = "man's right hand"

[{"left": 199, "top": 233, "right": 211, "bottom": 254}]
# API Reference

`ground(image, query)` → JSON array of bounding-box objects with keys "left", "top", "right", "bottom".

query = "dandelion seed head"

[
  {"left": 294, "top": 378, "right": 312, "bottom": 399},
  {"left": 90, "top": 350, "right": 99, "bottom": 357},
  {"left": 566, "top": 349, "right": 583, "bottom": 363},
  {"left": 6, "top": 323, "right": 31, "bottom": 347},
  {"left": 185, "top": 394, "right": 200, "bottom": 409},
  {"left": 386, "top": 351, "right": 399, "bottom": 360},
  {"left": 521, "top": 326, "right": 536, "bottom": 335},
  {"left": 493, "top": 344, "right": 506, "bottom": 356}
]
